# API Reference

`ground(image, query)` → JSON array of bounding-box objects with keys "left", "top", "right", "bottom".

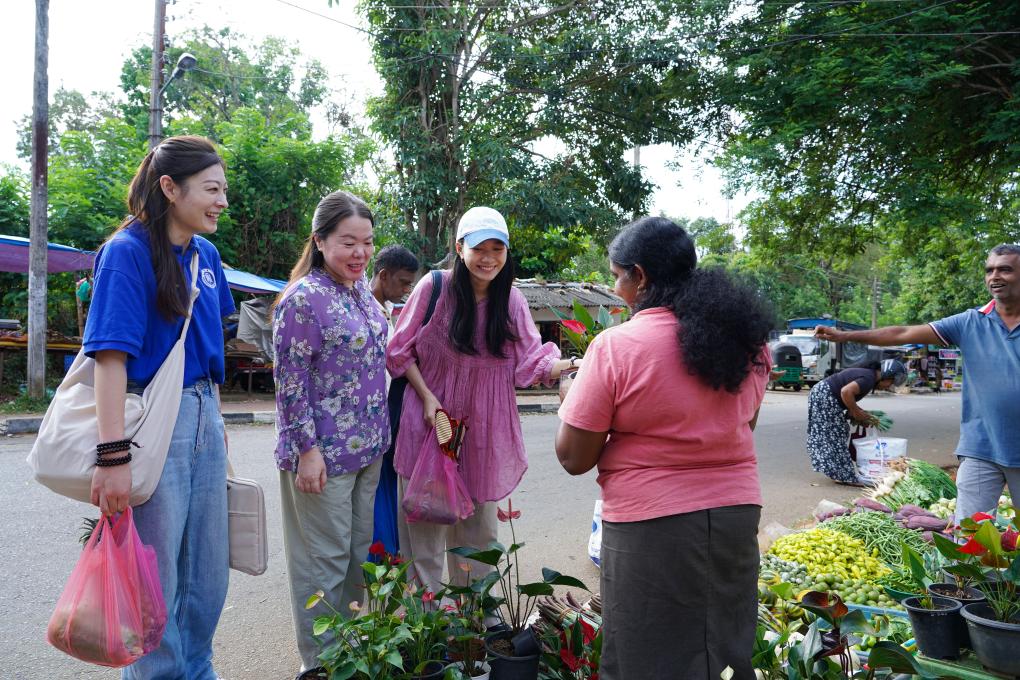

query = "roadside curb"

[{"left": 2, "top": 402, "right": 558, "bottom": 436}]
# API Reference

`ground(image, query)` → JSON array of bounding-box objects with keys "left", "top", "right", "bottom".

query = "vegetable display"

[
  {"left": 768, "top": 528, "right": 890, "bottom": 581},
  {"left": 867, "top": 459, "right": 957, "bottom": 510},
  {"left": 821, "top": 510, "right": 932, "bottom": 568}
]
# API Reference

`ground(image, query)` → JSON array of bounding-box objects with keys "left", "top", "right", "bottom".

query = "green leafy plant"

[
  {"left": 442, "top": 563, "right": 497, "bottom": 678},
  {"left": 536, "top": 616, "right": 601, "bottom": 680},
  {"left": 951, "top": 509, "right": 1020, "bottom": 622},
  {"left": 450, "top": 499, "right": 589, "bottom": 635},
  {"left": 306, "top": 546, "right": 450, "bottom": 679},
  {"left": 549, "top": 300, "right": 627, "bottom": 356}
]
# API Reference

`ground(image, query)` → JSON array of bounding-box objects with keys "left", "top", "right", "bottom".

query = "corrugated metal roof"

[{"left": 513, "top": 279, "right": 624, "bottom": 310}]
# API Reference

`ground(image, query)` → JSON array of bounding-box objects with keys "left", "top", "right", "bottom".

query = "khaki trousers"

[
  {"left": 280, "top": 458, "right": 382, "bottom": 670},
  {"left": 397, "top": 476, "right": 498, "bottom": 595}
]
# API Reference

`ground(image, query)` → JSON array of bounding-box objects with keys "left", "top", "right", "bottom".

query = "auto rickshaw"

[{"left": 769, "top": 342, "right": 805, "bottom": 391}]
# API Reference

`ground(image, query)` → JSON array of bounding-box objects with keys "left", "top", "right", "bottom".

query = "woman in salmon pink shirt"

[{"left": 557, "top": 217, "right": 774, "bottom": 680}]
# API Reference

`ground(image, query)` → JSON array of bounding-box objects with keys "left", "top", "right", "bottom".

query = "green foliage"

[
  {"left": 212, "top": 107, "right": 375, "bottom": 278},
  {"left": 357, "top": 0, "right": 717, "bottom": 261},
  {"left": 119, "top": 27, "right": 339, "bottom": 141}
]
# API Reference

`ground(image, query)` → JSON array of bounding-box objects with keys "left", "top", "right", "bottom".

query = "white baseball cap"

[{"left": 456, "top": 206, "right": 510, "bottom": 248}]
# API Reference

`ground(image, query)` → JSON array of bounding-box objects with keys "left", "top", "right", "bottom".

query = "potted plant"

[
  {"left": 450, "top": 499, "right": 589, "bottom": 680},
  {"left": 550, "top": 301, "right": 627, "bottom": 358},
  {"left": 305, "top": 547, "right": 451, "bottom": 679},
  {"left": 927, "top": 531, "right": 986, "bottom": 647},
  {"left": 952, "top": 510, "right": 1020, "bottom": 677},
  {"left": 443, "top": 567, "right": 495, "bottom": 679},
  {"left": 534, "top": 616, "right": 601, "bottom": 680},
  {"left": 899, "top": 544, "right": 963, "bottom": 660}
]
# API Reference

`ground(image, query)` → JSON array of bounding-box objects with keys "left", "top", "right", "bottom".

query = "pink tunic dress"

[{"left": 387, "top": 270, "right": 560, "bottom": 502}]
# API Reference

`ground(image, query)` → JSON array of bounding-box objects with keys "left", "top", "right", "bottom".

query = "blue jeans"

[{"left": 123, "top": 380, "right": 228, "bottom": 680}]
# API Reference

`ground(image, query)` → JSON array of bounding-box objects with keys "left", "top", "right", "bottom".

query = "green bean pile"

[{"left": 821, "top": 510, "right": 931, "bottom": 568}]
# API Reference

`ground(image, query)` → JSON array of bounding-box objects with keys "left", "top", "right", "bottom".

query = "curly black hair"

[{"left": 609, "top": 216, "right": 775, "bottom": 393}]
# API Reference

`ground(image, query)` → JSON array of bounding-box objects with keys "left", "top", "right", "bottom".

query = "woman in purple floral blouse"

[{"left": 271, "top": 191, "right": 390, "bottom": 673}]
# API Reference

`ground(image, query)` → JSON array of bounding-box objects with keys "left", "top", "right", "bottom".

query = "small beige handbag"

[
  {"left": 226, "top": 466, "right": 268, "bottom": 576},
  {"left": 26, "top": 253, "right": 200, "bottom": 506}
]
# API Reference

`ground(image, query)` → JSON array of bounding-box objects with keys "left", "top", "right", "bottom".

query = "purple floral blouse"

[{"left": 272, "top": 268, "right": 390, "bottom": 476}]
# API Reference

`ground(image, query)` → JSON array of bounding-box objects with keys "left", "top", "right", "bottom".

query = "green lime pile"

[{"left": 797, "top": 573, "right": 901, "bottom": 610}]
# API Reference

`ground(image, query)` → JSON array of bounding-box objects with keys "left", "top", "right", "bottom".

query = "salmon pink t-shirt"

[{"left": 558, "top": 307, "right": 770, "bottom": 523}]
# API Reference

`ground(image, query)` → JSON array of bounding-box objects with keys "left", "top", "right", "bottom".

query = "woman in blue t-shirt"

[
  {"left": 83, "top": 135, "right": 235, "bottom": 680},
  {"left": 806, "top": 359, "right": 906, "bottom": 484}
]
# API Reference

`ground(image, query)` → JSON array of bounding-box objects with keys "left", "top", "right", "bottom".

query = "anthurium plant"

[
  {"left": 306, "top": 545, "right": 451, "bottom": 680},
  {"left": 549, "top": 300, "right": 627, "bottom": 356},
  {"left": 536, "top": 617, "right": 602, "bottom": 680},
  {"left": 450, "top": 499, "right": 589, "bottom": 635},
  {"left": 755, "top": 585, "right": 936, "bottom": 680},
  {"left": 940, "top": 509, "right": 1020, "bottom": 622}
]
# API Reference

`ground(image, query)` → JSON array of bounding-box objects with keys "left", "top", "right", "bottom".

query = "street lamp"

[
  {"left": 149, "top": 52, "right": 197, "bottom": 149},
  {"left": 159, "top": 52, "right": 197, "bottom": 97}
]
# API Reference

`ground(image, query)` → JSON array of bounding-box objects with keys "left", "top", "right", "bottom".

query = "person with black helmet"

[{"left": 806, "top": 359, "right": 907, "bottom": 485}]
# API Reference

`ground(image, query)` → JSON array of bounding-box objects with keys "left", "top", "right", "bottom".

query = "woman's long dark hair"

[
  {"left": 449, "top": 242, "right": 518, "bottom": 357},
  {"left": 110, "top": 135, "right": 224, "bottom": 320},
  {"left": 609, "top": 216, "right": 775, "bottom": 393}
]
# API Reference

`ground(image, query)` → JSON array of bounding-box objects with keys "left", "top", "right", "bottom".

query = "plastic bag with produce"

[{"left": 46, "top": 507, "right": 167, "bottom": 667}]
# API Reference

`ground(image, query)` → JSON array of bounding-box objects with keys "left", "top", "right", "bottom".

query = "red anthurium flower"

[
  {"left": 497, "top": 498, "right": 522, "bottom": 522},
  {"left": 1002, "top": 527, "right": 1019, "bottom": 552},
  {"left": 559, "top": 646, "right": 583, "bottom": 672},
  {"left": 442, "top": 604, "right": 457, "bottom": 612},
  {"left": 562, "top": 319, "right": 587, "bottom": 334},
  {"left": 959, "top": 536, "right": 989, "bottom": 556},
  {"left": 422, "top": 590, "right": 436, "bottom": 603},
  {"left": 580, "top": 619, "right": 597, "bottom": 645},
  {"left": 369, "top": 541, "right": 386, "bottom": 556},
  {"left": 971, "top": 512, "right": 995, "bottom": 522}
]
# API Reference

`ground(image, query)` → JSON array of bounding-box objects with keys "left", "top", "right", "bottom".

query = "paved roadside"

[{"left": 0, "top": 390, "right": 561, "bottom": 435}]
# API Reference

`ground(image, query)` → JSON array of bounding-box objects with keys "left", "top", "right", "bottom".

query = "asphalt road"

[{"left": 0, "top": 390, "right": 962, "bottom": 679}]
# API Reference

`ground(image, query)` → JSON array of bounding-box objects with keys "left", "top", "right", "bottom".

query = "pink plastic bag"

[
  {"left": 47, "top": 507, "right": 167, "bottom": 667},
  {"left": 402, "top": 429, "right": 475, "bottom": 525}
]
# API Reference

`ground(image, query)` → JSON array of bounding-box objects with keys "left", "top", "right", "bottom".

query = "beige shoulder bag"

[
  {"left": 27, "top": 253, "right": 200, "bottom": 506},
  {"left": 227, "top": 461, "right": 268, "bottom": 576}
]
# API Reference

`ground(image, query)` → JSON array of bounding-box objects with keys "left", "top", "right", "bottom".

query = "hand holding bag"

[
  {"left": 27, "top": 253, "right": 200, "bottom": 506},
  {"left": 402, "top": 411, "right": 474, "bottom": 525},
  {"left": 47, "top": 507, "right": 167, "bottom": 667}
]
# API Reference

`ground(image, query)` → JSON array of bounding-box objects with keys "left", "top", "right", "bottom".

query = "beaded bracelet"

[
  {"left": 96, "top": 439, "right": 138, "bottom": 455},
  {"left": 95, "top": 453, "right": 132, "bottom": 467}
]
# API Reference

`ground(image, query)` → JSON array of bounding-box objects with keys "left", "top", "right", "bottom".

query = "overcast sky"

[{"left": 1, "top": 0, "right": 749, "bottom": 223}]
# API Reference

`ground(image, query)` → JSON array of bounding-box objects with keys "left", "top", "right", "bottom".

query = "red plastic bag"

[
  {"left": 47, "top": 507, "right": 167, "bottom": 667},
  {"left": 402, "top": 428, "right": 475, "bottom": 525}
]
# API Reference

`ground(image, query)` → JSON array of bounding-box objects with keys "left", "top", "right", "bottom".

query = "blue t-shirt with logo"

[
  {"left": 930, "top": 303, "right": 1020, "bottom": 467},
  {"left": 83, "top": 223, "right": 236, "bottom": 387}
]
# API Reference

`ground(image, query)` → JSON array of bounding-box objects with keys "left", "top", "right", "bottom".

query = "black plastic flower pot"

[
  {"left": 296, "top": 669, "right": 328, "bottom": 679},
  {"left": 409, "top": 660, "right": 447, "bottom": 679},
  {"left": 902, "top": 595, "right": 963, "bottom": 660},
  {"left": 960, "top": 602, "right": 1020, "bottom": 678},
  {"left": 485, "top": 630, "right": 539, "bottom": 680},
  {"left": 927, "top": 583, "right": 985, "bottom": 649},
  {"left": 510, "top": 626, "right": 540, "bottom": 657}
]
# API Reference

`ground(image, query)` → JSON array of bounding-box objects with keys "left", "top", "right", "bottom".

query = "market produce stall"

[{"left": 757, "top": 458, "right": 1019, "bottom": 678}]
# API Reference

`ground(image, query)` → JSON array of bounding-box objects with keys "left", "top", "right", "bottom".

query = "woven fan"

[{"left": 434, "top": 409, "right": 467, "bottom": 460}]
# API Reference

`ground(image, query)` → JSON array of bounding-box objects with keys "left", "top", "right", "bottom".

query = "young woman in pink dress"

[{"left": 386, "top": 206, "right": 576, "bottom": 594}]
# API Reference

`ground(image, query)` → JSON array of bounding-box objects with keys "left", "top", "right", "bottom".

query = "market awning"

[
  {"left": 223, "top": 268, "right": 286, "bottom": 295},
  {"left": 0, "top": 234, "right": 285, "bottom": 295},
  {"left": 0, "top": 235, "right": 95, "bottom": 273}
]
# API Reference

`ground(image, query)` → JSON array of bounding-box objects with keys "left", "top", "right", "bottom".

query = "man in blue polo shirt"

[{"left": 815, "top": 244, "right": 1020, "bottom": 522}]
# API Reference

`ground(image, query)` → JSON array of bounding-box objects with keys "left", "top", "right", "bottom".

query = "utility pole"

[
  {"left": 632, "top": 146, "right": 641, "bottom": 219},
  {"left": 148, "top": 0, "right": 167, "bottom": 150},
  {"left": 27, "top": 0, "right": 49, "bottom": 399}
]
